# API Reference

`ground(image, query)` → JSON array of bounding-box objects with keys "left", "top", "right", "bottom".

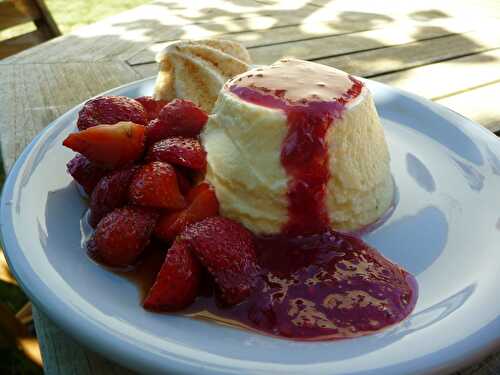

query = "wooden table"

[{"left": 1, "top": 0, "right": 500, "bottom": 373}]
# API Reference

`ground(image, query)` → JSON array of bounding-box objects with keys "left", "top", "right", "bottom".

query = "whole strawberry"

[
  {"left": 135, "top": 96, "right": 168, "bottom": 121},
  {"left": 146, "top": 137, "right": 206, "bottom": 171},
  {"left": 181, "top": 217, "right": 258, "bottom": 305},
  {"left": 66, "top": 154, "right": 107, "bottom": 195},
  {"left": 89, "top": 165, "right": 138, "bottom": 227},
  {"left": 143, "top": 240, "right": 201, "bottom": 311},
  {"left": 77, "top": 96, "right": 147, "bottom": 131},
  {"left": 146, "top": 99, "right": 208, "bottom": 144},
  {"left": 89, "top": 206, "right": 158, "bottom": 268}
]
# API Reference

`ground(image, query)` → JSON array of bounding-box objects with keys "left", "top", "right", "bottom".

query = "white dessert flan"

[{"left": 202, "top": 58, "right": 393, "bottom": 235}]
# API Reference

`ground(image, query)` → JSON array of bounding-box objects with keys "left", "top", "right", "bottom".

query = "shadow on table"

[{"left": 8, "top": 0, "right": 497, "bottom": 86}]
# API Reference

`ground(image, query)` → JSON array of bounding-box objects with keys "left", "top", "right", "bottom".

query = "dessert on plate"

[
  {"left": 204, "top": 57, "right": 394, "bottom": 234},
  {"left": 62, "top": 39, "right": 417, "bottom": 341}
]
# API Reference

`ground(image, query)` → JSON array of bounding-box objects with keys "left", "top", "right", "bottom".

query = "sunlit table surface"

[{"left": 1, "top": 0, "right": 500, "bottom": 373}]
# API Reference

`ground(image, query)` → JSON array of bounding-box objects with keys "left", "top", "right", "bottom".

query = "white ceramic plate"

[{"left": 2, "top": 77, "right": 500, "bottom": 375}]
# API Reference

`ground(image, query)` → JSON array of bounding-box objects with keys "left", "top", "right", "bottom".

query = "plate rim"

[{"left": 2, "top": 76, "right": 500, "bottom": 375}]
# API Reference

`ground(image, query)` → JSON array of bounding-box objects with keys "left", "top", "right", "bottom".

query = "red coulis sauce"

[
  {"left": 94, "top": 59, "right": 417, "bottom": 341},
  {"left": 120, "top": 231, "right": 417, "bottom": 340}
]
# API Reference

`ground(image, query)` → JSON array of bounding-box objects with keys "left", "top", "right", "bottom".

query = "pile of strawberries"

[{"left": 63, "top": 95, "right": 258, "bottom": 311}]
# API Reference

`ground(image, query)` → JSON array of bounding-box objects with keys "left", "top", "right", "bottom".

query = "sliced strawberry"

[
  {"left": 77, "top": 96, "right": 147, "bottom": 131},
  {"left": 143, "top": 240, "right": 200, "bottom": 311},
  {"left": 154, "top": 212, "right": 180, "bottom": 242},
  {"left": 89, "top": 166, "right": 138, "bottom": 227},
  {"left": 128, "top": 161, "right": 185, "bottom": 209},
  {"left": 89, "top": 206, "right": 158, "bottom": 268},
  {"left": 66, "top": 154, "right": 107, "bottom": 195},
  {"left": 145, "top": 119, "right": 162, "bottom": 143},
  {"left": 146, "top": 137, "right": 206, "bottom": 171},
  {"left": 63, "top": 122, "right": 145, "bottom": 169},
  {"left": 146, "top": 99, "right": 208, "bottom": 143},
  {"left": 181, "top": 217, "right": 258, "bottom": 305},
  {"left": 175, "top": 167, "right": 192, "bottom": 194},
  {"left": 154, "top": 183, "right": 219, "bottom": 242},
  {"left": 135, "top": 96, "right": 168, "bottom": 121},
  {"left": 186, "top": 182, "right": 218, "bottom": 205}
]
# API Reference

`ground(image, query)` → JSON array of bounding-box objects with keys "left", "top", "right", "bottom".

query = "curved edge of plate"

[{"left": 1, "top": 76, "right": 500, "bottom": 375}]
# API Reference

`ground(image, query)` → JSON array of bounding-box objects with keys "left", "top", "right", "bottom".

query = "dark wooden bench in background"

[{"left": 0, "top": 0, "right": 60, "bottom": 59}]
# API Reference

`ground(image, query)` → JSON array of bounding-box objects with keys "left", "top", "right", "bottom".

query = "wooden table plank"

[
  {"left": 435, "top": 81, "right": 500, "bottom": 132},
  {"left": 34, "top": 309, "right": 134, "bottom": 375},
  {"left": 0, "top": 61, "right": 142, "bottom": 171},
  {"left": 316, "top": 27, "right": 500, "bottom": 78},
  {"left": 249, "top": 19, "right": 491, "bottom": 64},
  {"left": 126, "top": 19, "right": 500, "bottom": 84},
  {"left": 458, "top": 352, "right": 500, "bottom": 375},
  {"left": 9, "top": 0, "right": 500, "bottom": 66},
  {"left": 129, "top": 63, "right": 158, "bottom": 78},
  {"left": 374, "top": 49, "right": 500, "bottom": 100},
  {"left": 1, "top": 0, "right": 322, "bottom": 65},
  {"left": 304, "top": 0, "right": 500, "bottom": 20}
]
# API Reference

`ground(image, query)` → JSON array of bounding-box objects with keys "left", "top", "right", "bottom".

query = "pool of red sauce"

[{"left": 114, "top": 231, "right": 417, "bottom": 341}]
